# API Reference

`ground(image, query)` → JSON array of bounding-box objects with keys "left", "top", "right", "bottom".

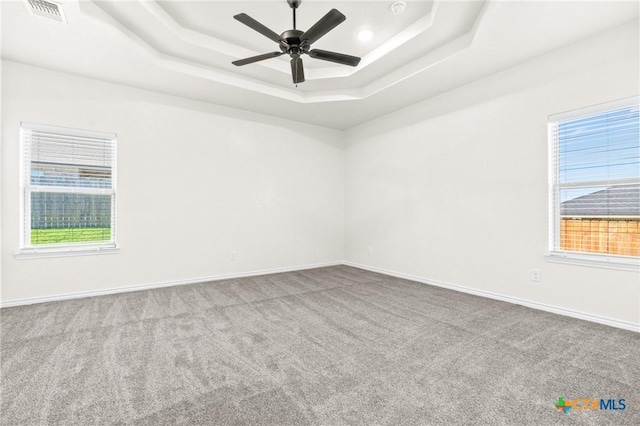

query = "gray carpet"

[{"left": 1, "top": 265, "right": 638, "bottom": 425}]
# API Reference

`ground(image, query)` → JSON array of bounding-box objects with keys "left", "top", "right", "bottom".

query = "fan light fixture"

[{"left": 356, "top": 29, "right": 373, "bottom": 42}]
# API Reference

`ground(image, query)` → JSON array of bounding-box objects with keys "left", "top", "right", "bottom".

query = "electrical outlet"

[
  {"left": 230, "top": 251, "right": 236, "bottom": 261},
  {"left": 530, "top": 269, "right": 540, "bottom": 282},
  {"left": 367, "top": 246, "right": 373, "bottom": 255}
]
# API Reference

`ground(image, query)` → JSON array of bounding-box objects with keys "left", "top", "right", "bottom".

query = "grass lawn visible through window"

[{"left": 31, "top": 228, "right": 111, "bottom": 245}]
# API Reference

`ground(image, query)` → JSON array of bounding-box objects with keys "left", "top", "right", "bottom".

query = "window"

[
  {"left": 548, "top": 97, "right": 639, "bottom": 266},
  {"left": 20, "top": 122, "right": 117, "bottom": 255}
]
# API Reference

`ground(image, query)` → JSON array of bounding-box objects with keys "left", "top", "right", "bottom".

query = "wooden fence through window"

[{"left": 560, "top": 219, "right": 640, "bottom": 257}]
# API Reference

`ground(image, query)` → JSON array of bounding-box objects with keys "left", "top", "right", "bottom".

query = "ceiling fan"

[{"left": 232, "top": 0, "right": 361, "bottom": 84}]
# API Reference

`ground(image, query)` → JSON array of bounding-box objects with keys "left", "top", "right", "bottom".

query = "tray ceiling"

[{"left": 1, "top": 1, "right": 638, "bottom": 129}]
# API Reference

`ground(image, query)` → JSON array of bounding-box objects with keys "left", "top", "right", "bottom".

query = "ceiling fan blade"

[
  {"left": 291, "top": 57, "right": 305, "bottom": 84},
  {"left": 232, "top": 52, "right": 284, "bottom": 66},
  {"left": 300, "top": 9, "right": 345, "bottom": 45},
  {"left": 309, "top": 49, "right": 361, "bottom": 66},
  {"left": 234, "top": 13, "right": 284, "bottom": 44}
]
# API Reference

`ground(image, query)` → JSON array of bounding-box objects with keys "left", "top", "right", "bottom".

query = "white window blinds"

[
  {"left": 20, "top": 122, "right": 117, "bottom": 249},
  {"left": 549, "top": 97, "right": 639, "bottom": 259}
]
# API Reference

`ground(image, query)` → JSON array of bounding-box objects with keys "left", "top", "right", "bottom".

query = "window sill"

[
  {"left": 545, "top": 251, "right": 639, "bottom": 272},
  {"left": 14, "top": 245, "right": 119, "bottom": 260}
]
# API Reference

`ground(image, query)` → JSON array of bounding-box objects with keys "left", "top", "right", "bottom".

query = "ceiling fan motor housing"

[{"left": 280, "top": 30, "right": 309, "bottom": 56}]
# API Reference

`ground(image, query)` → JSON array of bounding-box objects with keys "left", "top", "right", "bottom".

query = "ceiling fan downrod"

[{"left": 288, "top": 0, "right": 301, "bottom": 30}]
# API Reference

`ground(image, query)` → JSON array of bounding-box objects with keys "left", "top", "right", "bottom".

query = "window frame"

[
  {"left": 17, "top": 122, "right": 119, "bottom": 259},
  {"left": 547, "top": 96, "right": 640, "bottom": 271}
]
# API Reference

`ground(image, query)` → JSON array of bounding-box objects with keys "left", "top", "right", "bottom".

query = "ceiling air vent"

[{"left": 26, "top": 0, "right": 66, "bottom": 23}]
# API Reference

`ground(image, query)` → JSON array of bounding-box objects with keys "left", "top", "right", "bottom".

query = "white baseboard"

[
  {"left": 0, "top": 261, "right": 342, "bottom": 308},
  {"left": 344, "top": 261, "right": 640, "bottom": 333},
  {"left": 3, "top": 260, "right": 638, "bottom": 333}
]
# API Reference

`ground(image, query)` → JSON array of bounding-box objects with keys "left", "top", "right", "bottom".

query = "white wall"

[
  {"left": 1, "top": 62, "right": 344, "bottom": 302},
  {"left": 1, "top": 22, "right": 638, "bottom": 330},
  {"left": 0, "top": 58, "right": 3, "bottom": 295},
  {"left": 345, "top": 22, "right": 640, "bottom": 328}
]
